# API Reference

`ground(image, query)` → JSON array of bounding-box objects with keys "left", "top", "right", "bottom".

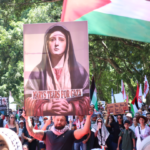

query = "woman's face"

[
  {"left": 139, "top": 118, "right": 145, "bottom": 125},
  {"left": 48, "top": 31, "right": 66, "bottom": 56},
  {"left": 10, "top": 115, "right": 15, "bottom": 122}
]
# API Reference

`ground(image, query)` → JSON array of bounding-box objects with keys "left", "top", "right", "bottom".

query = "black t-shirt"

[
  {"left": 22, "top": 127, "right": 33, "bottom": 143},
  {"left": 42, "top": 130, "right": 76, "bottom": 150},
  {"left": 110, "top": 122, "right": 124, "bottom": 143}
]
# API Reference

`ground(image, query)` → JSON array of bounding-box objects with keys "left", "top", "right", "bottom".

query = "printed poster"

[{"left": 24, "top": 21, "right": 90, "bottom": 116}]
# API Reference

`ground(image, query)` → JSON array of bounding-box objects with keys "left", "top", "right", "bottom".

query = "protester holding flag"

[{"left": 5, "top": 114, "right": 19, "bottom": 135}]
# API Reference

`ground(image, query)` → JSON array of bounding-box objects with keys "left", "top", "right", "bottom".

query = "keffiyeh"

[
  {"left": 51, "top": 125, "right": 69, "bottom": 136},
  {"left": 91, "top": 118, "right": 110, "bottom": 146}
]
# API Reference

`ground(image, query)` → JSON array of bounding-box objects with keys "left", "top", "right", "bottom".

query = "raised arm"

[
  {"left": 22, "top": 111, "right": 45, "bottom": 141},
  {"left": 74, "top": 108, "right": 93, "bottom": 140}
]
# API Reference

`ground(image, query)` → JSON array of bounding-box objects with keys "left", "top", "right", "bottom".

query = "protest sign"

[
  {"left": 114, "top": 93, "right": 124, "bottom": 103},
  {"left": 24, "top": 21, "right": 90, "bottom": 116},
  {"left": 107, "top": 102, "right": 129, "bottom": 115},
  {"left": 0, "top": 97, "right": 9, "bottom": 115}
]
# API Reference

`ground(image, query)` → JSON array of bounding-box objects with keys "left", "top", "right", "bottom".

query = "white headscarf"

[{"left": 91, "top": 118, "right": 110, "bottom": 146}]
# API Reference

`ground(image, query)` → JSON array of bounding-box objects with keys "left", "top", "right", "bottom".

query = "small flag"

[
  {"left": 138, "top": 84, "right": 142, "bottom": 109},
  {"left": 131, "top": 83, "right": 139, "bottom": 116},
  {"left": 90, "top": 77, "right": 98, "bottom": 111},
  {"left": 121, "top": 80, "right": 127, "bottom": 100},
  {"left": 144, "top": 75, "right": 149, "bottom": 99},
  {"left": 5, "top": 124, "right": 9, "bottom": 128},
  {"left": 16, "top": 110, "right": 20, "bottom": 121},
  {"left": 111, "top": 89, "right": 114, "bottom": 103},
  {"left": 34, "top": 124, "right": 38, "bottom": 130}
]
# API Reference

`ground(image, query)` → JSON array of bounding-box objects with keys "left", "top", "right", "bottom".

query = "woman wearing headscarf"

[
  {"left": 135, "top": 116, "right": 150, "bottom": 150},
  {"left": 24, "top": 25, "right": 90, "bottom": 116},
  {"left": 91, "top": 118, "right": 110, "bottom": 149}
]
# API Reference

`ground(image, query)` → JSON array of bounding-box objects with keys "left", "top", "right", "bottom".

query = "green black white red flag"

[
  {"left": 61, "top": 0, "right": 150, "bottom": 43},
  {"left": 131, "top": 83, "right": 139, "bottom": 116},
  {"left": 90, "top": 77, "right": 98, "bottom": 111}
]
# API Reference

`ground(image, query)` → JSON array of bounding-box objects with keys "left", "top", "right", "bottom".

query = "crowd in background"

[{"left": 1, "top": 103, "right": 150, "bottom": 150}]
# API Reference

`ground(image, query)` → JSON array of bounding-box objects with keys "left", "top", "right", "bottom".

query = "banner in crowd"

[
  {"left": 107, "top": 102, "right": 129, "bottom": 115},
  {"left": 24, "top": 21, "right": 90, "bottom": 116},
  {"left": 0, "top": 97, "right": 9, "bottom": 115}
]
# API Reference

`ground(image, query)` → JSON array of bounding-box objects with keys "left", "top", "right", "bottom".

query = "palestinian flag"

[
  {"left": 131, "top": 84, "right": 139, "bottom": 116},
  {"left": 16, "top": 110, "right": 20, "bottom": 121},
  {"left": 61, "top": 0, "right": 150, "bottom": 43},
  {"left": 90, "top": 77, "right": 98, "bottom": 111}
]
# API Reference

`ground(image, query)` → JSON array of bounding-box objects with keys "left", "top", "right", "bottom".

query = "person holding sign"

[
  {"left": 22, "top": 108, "right": 93, "bottom": 150},
  {"left": 24, "top": 24, "right": 90, "bottom": 116}
]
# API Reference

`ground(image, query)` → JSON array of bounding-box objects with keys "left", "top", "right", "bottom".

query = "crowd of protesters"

[{"left": 0, "top": 103, "right": 150, "bottom": 150}]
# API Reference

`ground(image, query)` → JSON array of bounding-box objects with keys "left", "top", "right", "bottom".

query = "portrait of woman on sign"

[{"left": 24, "top": 22, "right": 90, "bottom": 116}]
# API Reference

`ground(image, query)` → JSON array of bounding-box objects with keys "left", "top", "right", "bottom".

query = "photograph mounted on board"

[{"left": 24, "top": 21, "right": 90, "bottom": 116}]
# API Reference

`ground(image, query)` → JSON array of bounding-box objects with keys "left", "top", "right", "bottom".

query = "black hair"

[
  {"left": 109, "top": 115, "right": 115, "bottom": 123},
  {"left": 124, "top": 120, "right": 130, "bottom": 125},
  {"left": 146, "top": 112, "right": 150, "bottom": 116},
  {"left": 117, "top": 114, "right": 123, "bottom": 119}
]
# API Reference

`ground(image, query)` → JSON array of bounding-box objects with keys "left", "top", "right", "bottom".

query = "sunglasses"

[
  {"left": 97, "top": 121, "right": 102, "bottom": 123},
  {"left": 11, "top": 117, "right": 15, "bottom": 119},
  {"left": 44, "top": 118, "right": 48, "bottom": 120},
  {"left": 117, "top": 117, "right": 122, "bottom": 119}
]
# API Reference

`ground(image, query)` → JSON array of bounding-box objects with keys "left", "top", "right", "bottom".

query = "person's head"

[
  {"left": 78, "top": 115, "right": 84, "bottom": 122},
  {"left": 135, "top": 112, "right": 140, "bottom": 117},
  {"left": 8, "top": 114, "right": 15, "bottom": 125},
  {"left": 48, "top": 30, "right": 67, "bottom": 57},
  {"left": 54, "top": 116, "right": 67, "bottom": 130},
  {"left": 19, "top": 120, "right": 24, "bottom": 128},
  {"left": 138, "top": 109, "right": 143, "bottom": 115},
  {"left": 102, "top": 111, "right": 107, "bottom": 118},
  {"left": 19, "top": 116, "right": 24, "bottom": 121},
  {"left": 146, "top": 113, "right": 150, "bottom": 121},
  {"left": 5, "top": 115, "right": 9, "bottom": 121},
  {"left": 108, "top": 115, "right": 115, "bottom": 123},
  {"left": 91, "top": 104, "right": 95, "bottom": 110},
  {"left": 136, "top": 116, "right": 148, "bottom": 126},
  {"left": 133, "top": 117, "right": 138, "bottom": 126},
  {"left": 97, "top": 113, "right": 101, "bottom": 118},
  {"left": 97, "top": 118, "right": 103, "bottom": 129},
  {"left": 124, "top": 120, "right": 130, "bottom": 130},
  {"left": 117, "top": 114, "right": 123, "bottom": 123},
  {"left": 23, "top": 144, "right": 29, "bottom": 150},
  {"left": 126, "top": 113, "right": 132, "bottom": 121},
  {"left": 91, "top": 114, "right": 97, "bottom": 122},
  {"left": 43, "top": 116, "right": 49, "bottom": 124}
]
